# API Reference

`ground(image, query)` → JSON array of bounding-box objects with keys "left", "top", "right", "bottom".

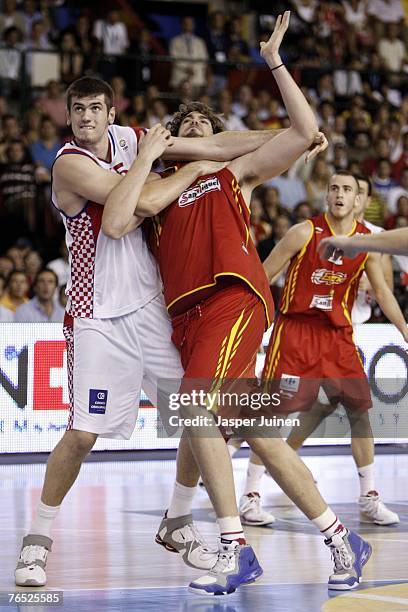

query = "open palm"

[{"left": 260, "top": 11, "right": 290, "bottom": 61}]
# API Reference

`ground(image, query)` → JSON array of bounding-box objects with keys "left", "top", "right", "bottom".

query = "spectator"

[
  {"left": 169, "top": 16, "right": 209, "bottom": 96},
  {"left": 24, "top": 250, "right": 43, "bottom": 287},
  {"left": 7, "top": 245, "right": 26, "bottom": 271},
  {"left": 265, "top": 169, "right": 308, "bottom": 211},
  {"left": 59, "top": 283, "right": 67, "bottom": 309},
  {"left": 38, "top": 80, "right": 67, "bottom": 130},
  {"left": 0, "top": 113, "right": 23, "bottom": 161},
  {"left": 47, "top": 239, "right": 69, "bottom": 287},
  {"left": 0, "top": 26, "right": 24, "bottom": 99},
  {"left": 59, "top": 30, "right": 83, "bottom": 84},
  {"left": 331, "top": 142, "right": 349, "bottom": 171},
  {"left": 127, "top": 28, "right": 155, "bottom": 93},
  {"left": 14, "top": 268, "right": 64, "bottom": 322},
  {"left": 363, "top": 137, "right": 390, "bottom": 175},
  {"left": 367, "top": 0, "right": 405, "bottom": 39},
  {"left": 128, "top": 94, "right": 147, "bottom": 127},
  {"left": 385, "top": 194, "right": 408, "bottom": 228},
  {"left": 0, "top": 140, "right": 37, "bottom": 238},
  {"left": 74, "top": 14, "right": 98, "bottom": 74},
  {"left": 292, "top": 0, "right": 318, "bottom": 26},
  {"left": 262, "top": 186, "right": 286, "bottom": 224},
  {"left": 388, "top": 167, "right": 408, "bottom": 214},
  {"left": 24, "top": 108, "right": 42, "bottom": 145},
  {"left": 0, "top": 270, "right": 29, "bottom": 312},
  {"left": 305, "top": 157, "right": 331, "bottom": 210},
  {"left": 22, "top": 0, "right": 44, "bottom": 38},
  {"left": 217, "top": 89, "right": 247, "bottom": 131},
  {"left": 349, "top": 131, "right": 372, "bottom": 164},
  {"left": 293, "top": 200, "right": 314, "bottom": 223},
  {"left": 342, "top": 0, "right": 372, "bottom": 54},
  {"left": 0, "top": 255, "right": 14, "bottom": 277},
  {"left": 146, "top": 99, "right": 172, "bottom": 129},
  {"left": 231, "top": 84, "right": 254, "bottom": 118},
  {"left": 30, "top": 117, "right": 62, "bottom": 173},
  {"left": 250, "top": 192, "right": 272, "bottom": 245},
  {"left": 111, "top": 76, "right": 130, "bottom": 117},
  {"left": 392, "top": 132, "right": 408, "bottom": 181},
  {"left": 205, "top": 11, "right": 229, "bottom": 95},
  {"left": 373, "top": 158, "right": 397, "bottom": 203},
  {"left": 378, "top": 23, "right": 406, "bottom": 72},
  {"left": 227, "top": 16, "right": 250, "bottom": 64},
  {"left": 0, "top": 0, "right": 26, "bottom": 38},
  {"left": 93, "top": 10, "right": 129, "bottom": 80}
]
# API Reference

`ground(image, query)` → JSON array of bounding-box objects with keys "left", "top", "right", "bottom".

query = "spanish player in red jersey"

[
  {"left": 262, "top": 170, "right": 407, "bottom": 517},
  {"left": 104, "top": 12, "right": 372, "bottom": 596}
]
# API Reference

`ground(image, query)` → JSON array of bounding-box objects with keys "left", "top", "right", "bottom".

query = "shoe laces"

[
  {"left": 20, "top": 545, "right": 48, "bottom": 566},
  {"left": 331, "top": 543, "right": 352, "bottom": 572},
  {"left": 241, "top": 493, "right": 260, "bottom": 513},
  {"left": 211, "top": 549, "right": 236, "bottom": 575},
  {"left": 183, "top": 522, "right": 210, "bottom": 551}
]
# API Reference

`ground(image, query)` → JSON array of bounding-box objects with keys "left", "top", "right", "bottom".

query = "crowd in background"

[{"left": 0, "top": 0, "right": 408, "bottom": 322}]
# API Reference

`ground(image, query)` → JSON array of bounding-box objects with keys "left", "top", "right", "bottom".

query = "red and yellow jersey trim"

[
  {"left": 167, "top": 271, "right": 272, "bottom": 329},
  {"left": 281, "top": 220, "right": 314, "bottom": 315}
]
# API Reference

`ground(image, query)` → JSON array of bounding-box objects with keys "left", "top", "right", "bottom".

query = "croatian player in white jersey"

[
  {"left": 285, "top": 174, "right": 399, "bottom": 526},
  {"left": 16, "top": 76, "right": 330, "bottom": 587}
]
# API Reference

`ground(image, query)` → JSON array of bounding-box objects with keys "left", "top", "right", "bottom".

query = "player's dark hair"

[
  {"left": 330, "top": 170, "right": 359, "bottom": 192},
  {"left": 354, "top": 173, "right": 372, "bottom": 196},
  {"left": 167, "top": 102, "right": 225, "bottom": 136},
  {"left": 66, "top": 77, "right": 114, "bottom": 112}
]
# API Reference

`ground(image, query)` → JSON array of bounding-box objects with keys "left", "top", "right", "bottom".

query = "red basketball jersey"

[
  {"left": 280, "top": 213, "right": 371, "bottom": 327},
  {"left": 150, "top": 166, "right": 274, "bottom": 328}
]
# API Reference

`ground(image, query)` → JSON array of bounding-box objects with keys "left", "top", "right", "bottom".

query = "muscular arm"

[
  {"left": 102, "top": 161, "right": 211, "bottom": 238},
  {"left": 319, "top": 228, "right": 408, "bottom": 259},
  {"left": 228, "top": 13, "right": 319, "bottom": 194},
  {"left": 165, "top": 129, "right": 285, "bottom": 162},
  {"left": 365, "top": 253, "right": 408, "bottom": 341},
  {"left": 263, "top": 221, "right": 313, "bottom": 282}
]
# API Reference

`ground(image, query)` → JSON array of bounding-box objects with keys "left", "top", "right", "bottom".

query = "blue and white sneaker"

[
  {"left": 189, "top": 539, "right": 263, "bottom": 596},
  {"left": 325, "top": 529, "right": 372, "bottom": 590}
]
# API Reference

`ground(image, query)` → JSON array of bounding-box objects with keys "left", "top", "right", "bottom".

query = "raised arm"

[
  {"left": 228, "top": 12, "right": 319, "bottom": 193},
  {"left": 365, "top": 253, "right": 408, "bottom": 341},
  {"left": 263, "top": 221, "right": 313, "bottom": 282},
  {"left": 319, "top": 228, "right": 408, "bottom": 260},
  {"left": 166, "top": 126, "right": 328, "bottom": 163}
]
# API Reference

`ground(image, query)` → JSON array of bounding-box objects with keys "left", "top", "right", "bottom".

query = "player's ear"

[
  {"left": 108, "top": 106, "right": 116, "bottom": 125},
  {"left": 354, "top": 194, "right": 361, "bottom": 211},
  {"left": 66, "top": 109, "right": 71, "bottom": 126}
]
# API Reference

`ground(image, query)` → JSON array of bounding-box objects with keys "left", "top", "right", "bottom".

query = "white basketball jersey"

[
  {"left": 52, "top": 125, "right": 162, "bottom": 319},
  {"left": 352, "top": 220, "right": 382, "bottom": 324}
]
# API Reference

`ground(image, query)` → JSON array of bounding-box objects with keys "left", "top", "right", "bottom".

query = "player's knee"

[{"left": 65, "top": 429, "right": 98, "bottom": 457}]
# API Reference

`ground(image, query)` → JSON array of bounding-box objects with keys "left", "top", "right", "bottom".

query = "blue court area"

[{"left": 1, "top": 581, "right": 407, "bottom": 612}]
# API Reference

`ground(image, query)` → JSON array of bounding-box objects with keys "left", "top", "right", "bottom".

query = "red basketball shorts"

[{"left": 262, "top": 314, "right": 372, "bottom": 413}]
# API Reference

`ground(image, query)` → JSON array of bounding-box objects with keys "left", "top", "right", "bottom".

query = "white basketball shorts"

[{"left": 63, "top": 293, "right": 183, "bottom": 439}]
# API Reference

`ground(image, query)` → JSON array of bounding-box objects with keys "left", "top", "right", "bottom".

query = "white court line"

[
  {"left": 341, "top": 593, "right": 408, "bottom": 605},
  {"left": 32, "top": 579, "right": 408, "bottom": 593}
]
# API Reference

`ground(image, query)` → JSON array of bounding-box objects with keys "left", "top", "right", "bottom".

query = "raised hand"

[
  {"left": 305, "top": 132, "right": 329, "bottom": 163},
  {"left": 260, "top": 11, "right": 290, "bottom": 68},
  {"left": 138, "top": 124, "right": 172, "bottom": 161}
]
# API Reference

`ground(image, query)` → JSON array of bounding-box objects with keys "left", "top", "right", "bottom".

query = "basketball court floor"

[{"left": 1, "top": 451, "right": 407, "bottom": 611}]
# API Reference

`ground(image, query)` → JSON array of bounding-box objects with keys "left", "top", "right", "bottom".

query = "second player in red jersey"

[{"left": 263, "top": 171, "right": 408, "bottom": 413}]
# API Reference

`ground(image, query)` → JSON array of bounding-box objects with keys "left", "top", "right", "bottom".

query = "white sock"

[
  {"left": 218, "top": 516, "right": 245, "bottom": 544},
  {"left": 167, "top": 481, "right": 197, "bottom": 518},
  {"left": 244, "top": 461, "right": 265, "bottom": 495},
  {"left": 358, "top": 463, "right": 376, "bottom": 496},
  {"left": 30, "top": 501, "right": 61, "bottom": 538},
  {"left": 312, "top": 507, "right": 347, "bottom": 540}
]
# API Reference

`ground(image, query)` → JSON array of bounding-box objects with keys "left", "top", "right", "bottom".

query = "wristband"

[{"left": 271, "top": 63, "right": 284, "bottom": 71}]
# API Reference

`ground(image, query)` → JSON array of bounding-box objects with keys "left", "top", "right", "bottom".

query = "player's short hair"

[
  {"left": 66, "top": 77, "right": 114, "bottom": 112},
  {"left": 166, "top": 102, "right": 225, "bottom": 136},
  {"left": 354, "top": 173, "right": 372, "bottom": 196},
  {"left": 329, "top": 170, "right": 359, "bottom": 193}
]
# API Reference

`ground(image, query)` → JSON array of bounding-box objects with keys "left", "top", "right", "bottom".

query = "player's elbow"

[
  {"left": 101, "top": 217, "right": 127, "bottom": 240},
  {"left": 136, "top": 194, "right": 163, "bottom": 216}
]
